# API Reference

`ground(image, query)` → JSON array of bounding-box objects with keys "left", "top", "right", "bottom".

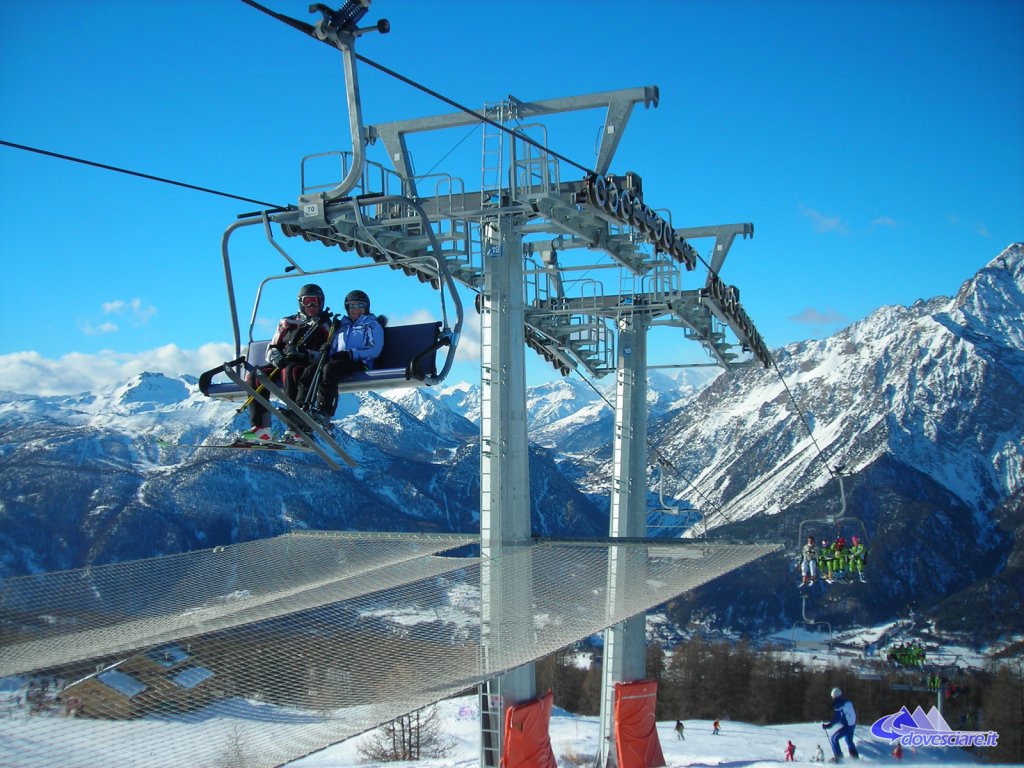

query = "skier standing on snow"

[
  {"left": 822, "top": 687, "right": 859, "bottom": 762},
  {"left": 242, "top": 283, "right": 332, "bottom": 443},
  {"left": 785, "top": 739, "right": 796, "bottom": 761},
  {"left": 813, "top": 744, "right": 825, "bottom": 762},
  {"left": 674, "top": 720, "right": 684, "bottom": 740},
  {"left": 801, "top": 535, "right": 819, "bottom": 586},
  {"left": 712, "top": 719, "right": 721, "bottom": 735}
]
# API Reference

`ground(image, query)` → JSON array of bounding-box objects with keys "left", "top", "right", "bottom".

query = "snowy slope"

[{"left": 0, "top": 689, "right": 985, "bottom": 768}]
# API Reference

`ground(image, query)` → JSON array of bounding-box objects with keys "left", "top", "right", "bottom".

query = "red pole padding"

[
  {"left": 614, "top": 680, "right": 667, "bottom": 768},
  {"left": 502, "top": 689, "right": 558, "bottom": 768}
]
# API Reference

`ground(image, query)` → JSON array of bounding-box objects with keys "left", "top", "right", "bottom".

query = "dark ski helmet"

[
  {"left": 344, "top": 289, "right": 370, "bottom": 312},
  {"left": 297, "top": 283, "right": 325, "bottom": 314}
]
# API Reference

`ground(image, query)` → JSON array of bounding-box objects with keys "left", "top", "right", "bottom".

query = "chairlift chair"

[
  {"left": 645, "top": 461, "right": 707, "bottom": 540},
  {"left": 796, "top": 471, "right": 870, "bottom": 582},
  {"left": 199, "top": 197, "right": 464, "bottom": 402},
  {"left": 790, "top": 593, "right": 833, "bottom": 651},
  {"left": 199, "top": 6, "right": 462, "bottom": 404}
]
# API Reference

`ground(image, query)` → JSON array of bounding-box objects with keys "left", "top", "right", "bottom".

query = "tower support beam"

[{"left": 598, "top": 318, "right": 651, "bottom": 766}]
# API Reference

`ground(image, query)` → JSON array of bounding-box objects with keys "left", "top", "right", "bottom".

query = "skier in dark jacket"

[
  {"left": 822, "top": 687, "right": 859, "bottom": 762},
  {"left": 241, "top": 283, "right": 331, "bottom": 442}
]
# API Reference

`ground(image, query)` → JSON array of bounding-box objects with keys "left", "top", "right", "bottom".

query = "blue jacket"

[
  {"left": 330, "top": 313, "right": 383, "bottom": 367},
  {"left": 826, "top": 696, "right": 857, "bottom": 728}
]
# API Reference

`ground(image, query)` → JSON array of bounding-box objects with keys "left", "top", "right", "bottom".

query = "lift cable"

[
  {"left": 0, "top": 139, "right": 285, "bottom": 210},
  {"left": 238, "top": 0, "right": 597, "bottom": 177},
  {"left": 770, "top": 355, "right": 839, "bottom": 480}
]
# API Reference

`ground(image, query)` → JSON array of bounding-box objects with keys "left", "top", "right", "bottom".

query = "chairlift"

[
  {"left": 796, "top": 469, "right": 870, "bottom": 584},
  {"left": 199, "top": 12, "right": 463, "bottom": 404},
  {"left": 790, "top": 593, "right": 833, "bottom": 651},
  {"left": 645, "top": 461, "right": 707, "bottom": 540}
]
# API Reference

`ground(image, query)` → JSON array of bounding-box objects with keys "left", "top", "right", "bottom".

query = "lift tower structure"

[{"left": 252, "top": 10, "right": 772, "bottom": 762}]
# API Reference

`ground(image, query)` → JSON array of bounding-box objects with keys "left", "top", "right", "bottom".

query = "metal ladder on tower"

[
  {"left": 479, "top": 677, "right": 503, "bottom": 766},
  {"left": 481, "top": 100, "right": 507, "bottom": 211}
]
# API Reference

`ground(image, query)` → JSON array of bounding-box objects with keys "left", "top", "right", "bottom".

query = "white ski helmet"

[{"left": 831, "top": 687, "right": 842, "bottom": 699}]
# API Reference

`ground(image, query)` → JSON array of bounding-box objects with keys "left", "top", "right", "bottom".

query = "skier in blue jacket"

[
  {"left": 295, "top": 289, "right": 383, "bottom": 431},
  {"left": 822, "top": 687, "right": 859, "bottom": 762}
]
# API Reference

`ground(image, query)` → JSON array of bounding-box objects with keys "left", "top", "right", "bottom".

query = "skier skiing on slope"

[{"left": 822, "top": 687, "right": 859, "bottom": 762}]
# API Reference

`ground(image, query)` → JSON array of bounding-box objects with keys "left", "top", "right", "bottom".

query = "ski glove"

[
  {"left": 332, "top": 349, "right": 353, "bottom": 363},
  {"left": 284, "top": 345, "right": 311, "bottom": 364},
  {"left": 268, "top": 348, "right": 285, "bottom": 367}
]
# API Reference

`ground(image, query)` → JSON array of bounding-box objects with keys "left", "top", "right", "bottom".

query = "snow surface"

[
  {"left": 1, "top": 691, "right": 992, "bottom": 768},
  {"left": 287, "top": 694, "right": 999, "bottom": 767}
]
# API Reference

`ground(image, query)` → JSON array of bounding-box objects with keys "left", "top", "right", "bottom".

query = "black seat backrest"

[{"left": 372, "top": 321, "right": 442, "bottom": 377}]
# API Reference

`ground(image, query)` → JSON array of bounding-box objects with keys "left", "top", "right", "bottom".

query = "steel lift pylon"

[{"left": 235, "top": 7, "right": 772, "bottom": 761}]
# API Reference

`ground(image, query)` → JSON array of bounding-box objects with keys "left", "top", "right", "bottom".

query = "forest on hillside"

[{"left": 534, "top": 639, "right": 1024, "bottom": 764}]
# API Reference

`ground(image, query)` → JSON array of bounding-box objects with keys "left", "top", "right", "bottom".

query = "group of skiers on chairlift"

[
  {"left": 240, "top": 283, "right": 384, "bottom": 445},
  {"left": 886, "top": 641, "right": 927, "bottom": 668},
  {"left": 800, "top": 534, "right": 866, "bottom": 587}
]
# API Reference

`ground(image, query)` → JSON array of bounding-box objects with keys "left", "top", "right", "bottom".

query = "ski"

[{"left": 157, "top": 437, "right": 314, "bottom": 452}]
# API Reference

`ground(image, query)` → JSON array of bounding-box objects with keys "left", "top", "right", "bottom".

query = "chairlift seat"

[{"left": 199, "top": 321, "right": 445, "bottom": 399}]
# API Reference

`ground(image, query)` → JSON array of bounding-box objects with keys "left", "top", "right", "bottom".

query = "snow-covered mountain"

[
  {"left": 0, "top": 374, "right": 611, "bottom": 577},
  {"left": 634, "top": 244, "right": 1024, "bottom": 641},
  {"left": 1, "top": 245, "right": 1021, "bottom": 645}
]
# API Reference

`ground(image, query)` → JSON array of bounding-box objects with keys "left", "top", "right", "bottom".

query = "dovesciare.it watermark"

[{"left": 871, "top": 706, "right": 998, "bottom": 748}]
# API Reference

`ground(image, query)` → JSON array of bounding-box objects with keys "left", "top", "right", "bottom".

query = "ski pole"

[{"left": 300, "top": 314, "right": 340, "bottom": 410}]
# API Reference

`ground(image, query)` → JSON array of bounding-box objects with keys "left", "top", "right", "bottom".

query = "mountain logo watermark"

[{"left": 870, "top": 706, "right": 998, "bottom": 748}]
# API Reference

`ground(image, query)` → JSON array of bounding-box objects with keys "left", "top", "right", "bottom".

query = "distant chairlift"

[
  {"left": 797, "top": 468, "right": 870, "bottom": 584},
  {"left": 646, "top": 461, "right": 707, "bottom": 540}
]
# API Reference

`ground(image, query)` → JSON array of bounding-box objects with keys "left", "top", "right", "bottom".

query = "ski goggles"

[
  {"left": 300, "top": 296, "right": 322, "bottom": 308},
  {"left": 345, "top": 301, "right": 368, "bottom": 310}
]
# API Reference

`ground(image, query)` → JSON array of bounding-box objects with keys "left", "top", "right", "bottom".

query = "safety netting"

[{"left": 0, "top": 532, "right": 778, "bottom": 767}]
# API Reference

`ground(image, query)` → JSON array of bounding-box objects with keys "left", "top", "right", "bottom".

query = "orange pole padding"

[
  {"left": 614, "top": 680, "right": 666, "bottom": 768},
  {"left": 501, "top": 689, "right": 558, "bottom": 768}
]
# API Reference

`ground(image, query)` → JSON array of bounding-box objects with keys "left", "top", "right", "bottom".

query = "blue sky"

[{"left": 1, "top": 0, "right": 1021, "bottom": 395}]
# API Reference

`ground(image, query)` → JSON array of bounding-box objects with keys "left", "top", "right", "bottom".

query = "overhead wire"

[{"left": 0, "top": 139, "right": 285, "bottom": 209}]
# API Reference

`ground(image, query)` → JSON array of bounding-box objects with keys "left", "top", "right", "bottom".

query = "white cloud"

[
  {"left": 80, "top": 320, "right": 119, "bottom": 336},
  {"left": 129, "top": 298, "right": 158, "bottom": 323},
  {"left": 0, "top": 343, "right": 235, "bottom": 396},
  {"left": 870, "top": 216, "right": 898, "bottom": 229},
  {"left": 798, "top": 204, "right": 850, "bottom": 235},
  {"left": 975, "top": 222, "right": 991, "bottom": 238},
  {"left": 788, "top": 307, "right": 847, "bottom": 326},
  {"left": 99, "top": 298, "right": 158, "bottom": 324}
]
